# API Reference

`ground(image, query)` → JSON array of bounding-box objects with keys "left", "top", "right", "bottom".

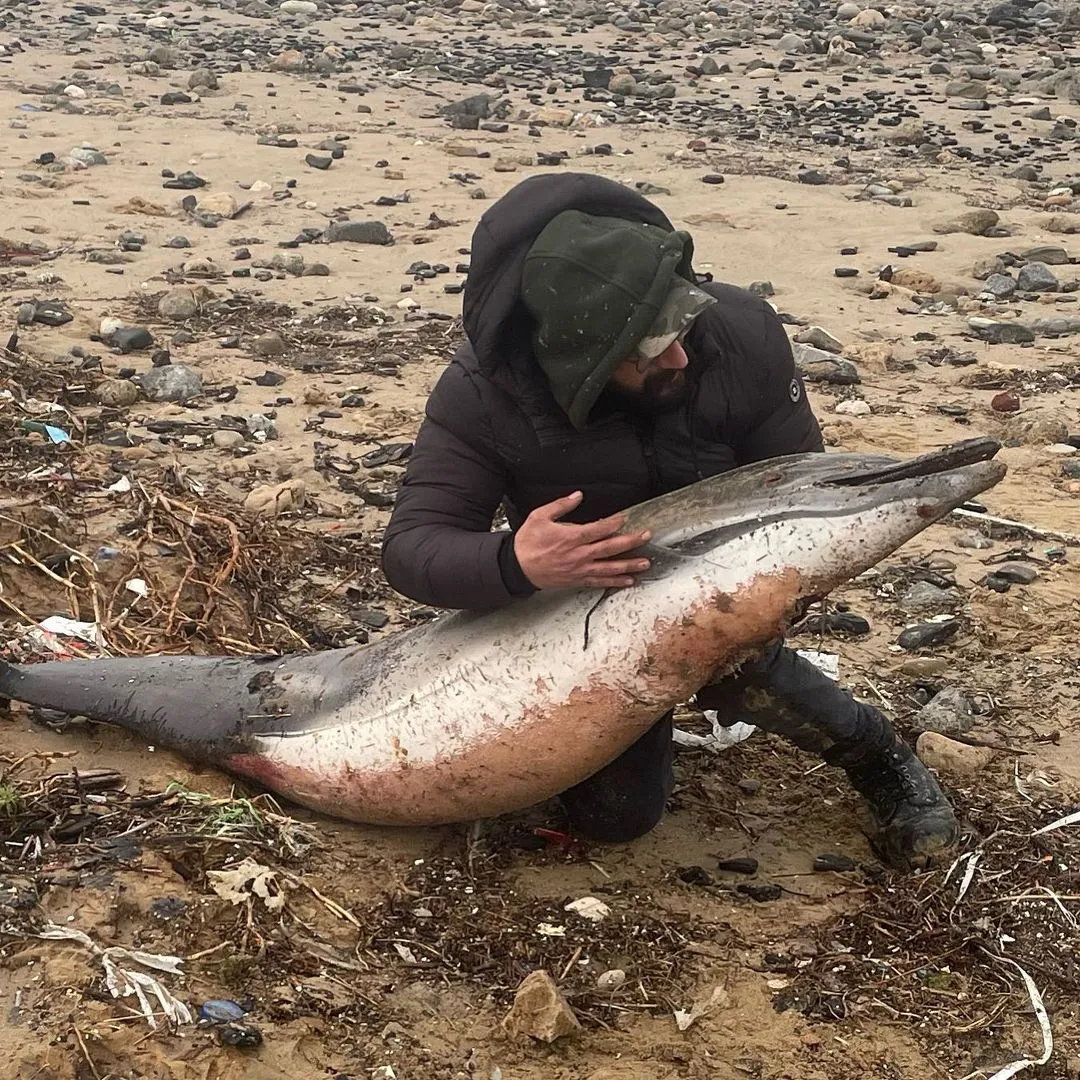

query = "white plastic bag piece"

[{"left": 673, "top": 650, "right": 838, "bottom": 751}]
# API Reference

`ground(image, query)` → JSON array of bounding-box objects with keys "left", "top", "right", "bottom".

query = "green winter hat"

[{"left": 520, "top": 209, "right": 712, "bottom": 429}]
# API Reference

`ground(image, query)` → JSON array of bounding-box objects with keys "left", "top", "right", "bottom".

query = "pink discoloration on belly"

[{"left": 226, "top": 570, "right": 803, "bottom": 826}]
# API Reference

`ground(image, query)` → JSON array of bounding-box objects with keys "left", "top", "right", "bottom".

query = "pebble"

[
  {"left": 501, "top": 971, "right": 580, "bottom": 1043},
  {"left": 916, "top": 731, "right": 994, "bottom": 778},
  {"left": 835, "top": 399, "right": 871, "bottom": 416},
  {"left": 918, "top": 687, "right": 975, "bottom": 736},
  {"left": 898, "top": 618, "right": 959, "bottom": 651},
  {"left": 991, "top": 392, "right": 1021, "bottom": 413}
]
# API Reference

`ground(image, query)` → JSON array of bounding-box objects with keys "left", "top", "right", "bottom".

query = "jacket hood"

[{"left": 462, "top": 173, "right": 689, "bottom": 375}]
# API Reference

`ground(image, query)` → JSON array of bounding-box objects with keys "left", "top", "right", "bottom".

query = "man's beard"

[{"left": 598, "top": 369, "right": 689, "bottom": 418}]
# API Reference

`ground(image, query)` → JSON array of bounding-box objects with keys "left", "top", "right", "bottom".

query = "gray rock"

[
  {"left": 1016, "top": 262, "right": 1059, "bottom": 292},
  {"left": 158, "top": 287, "right": 200, "bottom": 320},
  {"left": 995, "top": 562, "right": 1038, "bottom": 584},
  {"left": 982, "top": 273, "right": 1016, "bottom": 299},
  {"left": 608, "top": 73, "right": 637, "bottom": 95},
  {"left": 1020, "top": 245, "right": 1069, "bottom": 265},
  {"left": 972, "top": 256, "right": 1006, "bottom": 280},
  {"left": 956, "top": 531, "right": 994, "bottom": 550},
  {"left": 792, "top": 343, "right": 860, "bottom": 385},
  {"left": 252, "top": 332, "right": 287, "bottom": 356},
  {"left": 945, "top": 79, "right": 989, "bottom": 99},
  {"left": 324, "top": 219, "right": 392, "bottom": 245},
  {"left": 900, "top": 581, "right": 956, "bottom": 612},
  {"left": 69, "top": 145, "right": 107, "bottom": 166},
  {"left": 748, "top": 280, "right": 774, "bottom": 297},
  {"left": 212, "top": 429, "right": 245, "bottom": 449},
  {"left": 189, "top": 67, "right": 219, "bottom": 91},
  {"left": 776, "top": 33, "right": 809, "bottom": 53},
  {"left": 109, "top": 326, "right": 154, "bottom": 353},
  {"left": 16, "top": 302, "right": 36, "bottom": 325},
  {"left": 794, "top": 326, "right": 843, "bottom": 353},
  {"left": 135, "top": 364, "right": 203, "bottom": 402},
  {"left": 166, "top": 236, "right": 191, "bottom": 249},
  {"left": 918, "top": 687, "right": 975, "bottom": 736},
  {"left": 967, "top": 318, "right": 1035, "bottom": 344},
  {"left": 1028, "top": 316, "right": 1080, "bottom": 336}
]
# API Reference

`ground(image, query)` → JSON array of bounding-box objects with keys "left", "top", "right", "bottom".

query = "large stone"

[
  {"left": 793, "top": 326, "right": 843, "bottom": 353},
  {"left": 890, "top": 268, "right": 941, "bottom": 294},
  {"left": 972, "top": 256, "right": 1005, "bottom": 280},
  {"left": 916, "top": 731, "right": 994, "bottom": 778},
  {"left": 135, "top": 364, "right": 203, "bottom": 403},
  {"left": 967, "top": 318, "right": 1035, "bottom": 345},
  {"left": 1001, "top": 413, "right": 1069, "bottom": 446},
  {"left": 1020, "top": 245, "right": 1069, "bottom": 265},
  {"left": 918, "top": 687, "right": 975, "bottom": 736},
  {"left": 96, "top": 378, "right": 140, "bottom": 407},
  {"left": 501, "top": 971, "right": 580, "bottom": 1043},
  {"left": 945, "top": 79, "right": 989, "bottom": 99},
  {"left": 1028, "top": 316, "right": 1080, "bottom": 337},
  {"left": 933, "top": 209, "right": 999, "bottom": 236},
  {"left": 982, "top": 273, "right": 1016, "bottom": 299},
  {"left": 608, "top": 73, "right": 637, "bottom": 95},
  {"left": 158, "top": 287, "right": 200, "bottom": 320},
  {"left": 1016, "top": 262, "right": 1059, "bottom": 292},
  {"left": 899, "top": 581, "right": 956, "bottom": 612},
  {"left": 324, "top": 219, "right": 392, "bottom": 245},
  {"left": 792, "top": 343, "right": 860, "bottom": 385},
  {"left": 198, "top": 192, "right": 238, "bottom": 219},
  {"left": 244, "top": 479, "right": 306, "bottom": 517}
]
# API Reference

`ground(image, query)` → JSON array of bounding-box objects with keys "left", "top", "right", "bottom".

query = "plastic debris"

[
  {"left": 38, "top": 615, "right": 104, "bottom": 647},
  {"left": 199, "top": 999, "right": 247, "bottom": 1024},
  {"left": 674, "top": 985, "right": 728, "bottom": 1032},
  {"left": 985, "top": 959, "right": 1052, "bottom": 1080},
  {"left": 563, "top": 896, "right": 610, "bottom": 922},
  {"left": 38, "top": 924, "right": 192, "bottom": 1030},
  {"left": 676, "top": 650, "right": 837, "bottom": 751}
]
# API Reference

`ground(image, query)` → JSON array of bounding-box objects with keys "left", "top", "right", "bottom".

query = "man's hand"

[{"left": 513, "top": 491, "right": 652, "bottom": 591}]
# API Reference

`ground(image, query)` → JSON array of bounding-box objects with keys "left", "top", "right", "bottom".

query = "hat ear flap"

[{"left": 673, "top": 230, "right": 696, "bottom": 282}]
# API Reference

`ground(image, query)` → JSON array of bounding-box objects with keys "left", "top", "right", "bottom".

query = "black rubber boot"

[{"left": 697, "top": 641, "right": 959, "bottom": 871}]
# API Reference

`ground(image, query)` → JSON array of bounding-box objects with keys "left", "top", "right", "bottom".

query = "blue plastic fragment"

[
  {"left": 199, "top": 999, "right": 247, "bottom": 1024},
  {"left": 44, "top": 424, "right": 70, "bottom": 444}
]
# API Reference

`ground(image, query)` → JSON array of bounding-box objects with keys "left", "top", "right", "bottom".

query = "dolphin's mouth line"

[{"left": 826, "top": 436, "right": 1000, "bottom": 488}]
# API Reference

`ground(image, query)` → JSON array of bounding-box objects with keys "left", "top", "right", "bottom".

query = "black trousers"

[{"left": 558, "top": 639, "right": 887, "bottom": 842}]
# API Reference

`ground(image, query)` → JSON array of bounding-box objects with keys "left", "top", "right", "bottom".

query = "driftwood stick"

[{"left": 950, "top": 507, "right": 1080, "bottom": 545}]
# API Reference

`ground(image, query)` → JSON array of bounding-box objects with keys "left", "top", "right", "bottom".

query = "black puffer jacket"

[{"left": 382, "top": 173, "right": 824, "bottom": 610}]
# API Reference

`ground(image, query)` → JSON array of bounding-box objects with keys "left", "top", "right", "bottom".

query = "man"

[{"left": 381, "top": 172, "right": 958, "bottom": 871}]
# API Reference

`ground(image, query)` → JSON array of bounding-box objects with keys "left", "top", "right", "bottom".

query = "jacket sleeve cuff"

[{"left": 498, "top": 533, "right": 537, "bottom": 597}]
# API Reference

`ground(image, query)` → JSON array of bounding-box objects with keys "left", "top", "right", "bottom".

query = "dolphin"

[{"left": 0, "top": 438, "right": 1004, "bottom": 826}]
